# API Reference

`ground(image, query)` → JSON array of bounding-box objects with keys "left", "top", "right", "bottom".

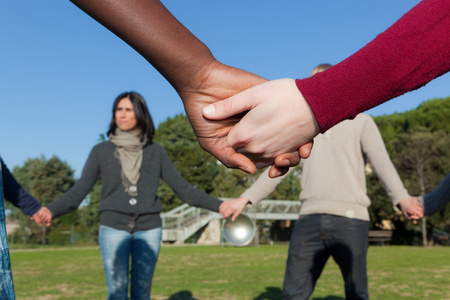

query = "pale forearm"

[
  {"left": 69, "top": 0, "right": 298, "bottom": 172},
  {"left": 296, "top": 0, "right": 450, "bottom": 132},
  {"left": 361, "top": 116, "right": 410, "bottom": 205}
]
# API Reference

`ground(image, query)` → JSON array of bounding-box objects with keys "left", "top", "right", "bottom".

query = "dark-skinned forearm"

[{"left": 70, "top": 0, "right": 215, "bottom": 94}]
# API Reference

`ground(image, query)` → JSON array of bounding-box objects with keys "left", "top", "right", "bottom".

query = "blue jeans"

[
  {"left": 0, "top": 161, "right": 16, "bottom": 299},
  {"left": 283, "top": 214, "right": 369, "bottom": 300},
  {"left": 99, "top": 225, "right": 162, "bottom": 300}
]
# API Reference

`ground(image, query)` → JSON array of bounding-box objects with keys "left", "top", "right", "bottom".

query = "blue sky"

[{"left": 1, "top": 0, "right": 448, "bottom": 178}]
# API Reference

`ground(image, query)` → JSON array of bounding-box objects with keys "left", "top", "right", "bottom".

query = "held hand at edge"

[
  {"left": 398, "top": 197, "right": 424, "bottom": 224},
  {"left": 177, "top": 60, "right": 268, "bottom": 174},
  {"left": 30, "top": 207, "right": 53, "bottom": 227},
  {"left": 203, "top": 78, "right": 319, "bottom": 171},
  {"left": 219, "top": 197, "right": 250, "bottom": 221}
]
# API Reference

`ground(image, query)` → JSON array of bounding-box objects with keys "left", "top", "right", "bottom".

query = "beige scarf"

[{"left": 109, "top": 129, "right": 148, "bottom": 196}]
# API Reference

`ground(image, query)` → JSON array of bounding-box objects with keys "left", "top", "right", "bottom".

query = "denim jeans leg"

[
  {"left": 325, "top": 215, "right": 369, "bottom": 300},
  {"left": 99, "top": 225, "right": 132, "bottom": 300},
  {"left": 130, "top": 227, "right": 162, "bottom": 300},
  {"left": 283, "top": 215, "right": 330, "bottom": 300}
]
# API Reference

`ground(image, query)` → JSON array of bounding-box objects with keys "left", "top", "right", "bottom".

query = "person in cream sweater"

[{"left": 222, "top": 65, "right": 423, "bottom": 300}]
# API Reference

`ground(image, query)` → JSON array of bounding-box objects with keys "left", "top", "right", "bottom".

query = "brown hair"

[
  {"left": 310, "top": 63, "right": 332, "bottom": 76},
  {"left": 107, "top": 91, "right": 155, "bottom": 142}
]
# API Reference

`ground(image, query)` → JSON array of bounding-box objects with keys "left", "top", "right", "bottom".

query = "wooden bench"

[{"left": 368, "top": 230, "right": 392, "bottom": 245}]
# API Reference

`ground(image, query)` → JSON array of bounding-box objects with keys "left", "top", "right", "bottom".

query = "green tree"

[
  {"left": 9, "top": 155, "right": 75, "bottom": 245},
  {"left": 391, "top": 127, "right": 449, "bottom": 194},
  {"left": 366, "top": 171, "right": 394, "bottom": 229},
  {"left": 375, "top": 97, "right": 450, "bottom": 144},
  {"left": 266, "top": 167, "right": 302, "bottom": 201},
  {"left": 370, "top": 97, "right": 450, "bottom": 244},
  {"left": 211, "top": 167, "right": 255, "bottom": 199},
  {"left": 154, "top": 114, "right": 222, "bottom": 211},
  {"left": 390, "top": 127, "right": 450, "bottom": 245}
]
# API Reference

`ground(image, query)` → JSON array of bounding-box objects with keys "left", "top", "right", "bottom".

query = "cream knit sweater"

[{"left": 241, "top": 114, "right": 410, "bottom": 221}]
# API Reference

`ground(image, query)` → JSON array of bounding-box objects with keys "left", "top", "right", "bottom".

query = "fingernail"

[{"left": 203, "top": 104, "right": 215, "bottom": 116}]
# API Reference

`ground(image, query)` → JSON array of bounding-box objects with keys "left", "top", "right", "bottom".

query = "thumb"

[{"left": 203, "top": 90, "right": 255, "bottom": 120}]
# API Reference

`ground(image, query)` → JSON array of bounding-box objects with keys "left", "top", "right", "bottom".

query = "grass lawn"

[{"left": 10, "top": 245, "right": 450, "bottom": 300}]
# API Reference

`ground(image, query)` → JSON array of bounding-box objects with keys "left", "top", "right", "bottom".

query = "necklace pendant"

[{"left": 129, "top": 185, "right": 137, "bottom": 193}]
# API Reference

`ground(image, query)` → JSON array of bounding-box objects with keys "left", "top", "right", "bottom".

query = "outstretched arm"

[
  {"left": 1, "top": 158, "right": 41, "bottom": 217},
  {"left": 221, "top": 167, "right": 292, "bottom": 220},
  {"left": 204, "top": 0, "right": 449, "bottom": 160},
  {"left": 423, "top": 172, "right": 450, "bottom": 216},
  {"left": 396, "top": 173, "right": 450, "bottom": 220},
  {"left": 70, "top": 0, "right": 214, "bottom": 91}
]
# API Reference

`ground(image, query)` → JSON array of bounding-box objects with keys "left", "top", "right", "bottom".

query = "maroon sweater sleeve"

[{"left": 296, "top": 0, "right": 450, "bottom": 133}]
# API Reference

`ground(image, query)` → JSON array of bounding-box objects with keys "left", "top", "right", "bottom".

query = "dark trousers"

[{"left": 282, "top": 214, "right": 369, "bottom": 300}]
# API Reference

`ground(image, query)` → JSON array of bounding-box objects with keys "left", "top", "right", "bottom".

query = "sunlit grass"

[{"left": 10, "top": 245, "right": 450, "bottom": 300}]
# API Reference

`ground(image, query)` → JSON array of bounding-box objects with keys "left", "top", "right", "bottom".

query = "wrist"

[
  {"left": 242, "top": 197, "right": 252, "bottom": 206},
  {"left": 172, "top": 56, "right": 217, "bottom": 97}
]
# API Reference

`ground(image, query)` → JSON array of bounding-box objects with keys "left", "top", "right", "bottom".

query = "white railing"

[
  {"left": 161, "top": 203, "right": 221, "bottom": 242},
  {"left": 161, "top": 199, "right": 301, "bottom": 243}
]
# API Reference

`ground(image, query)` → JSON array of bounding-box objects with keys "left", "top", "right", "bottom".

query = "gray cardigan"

[{"left": 47, "top": 141, "right": 221, "bottom": 232}]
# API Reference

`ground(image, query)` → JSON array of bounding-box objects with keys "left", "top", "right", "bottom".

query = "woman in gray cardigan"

[{"left": 43, "top": 92, "right": 227, "bottom": 300}]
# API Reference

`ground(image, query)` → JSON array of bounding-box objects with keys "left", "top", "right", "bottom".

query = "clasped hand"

[
  {"left": 30, "top": 207, "right": 52, "bottom": 227},
  {"left": 178, "top": 61, "right": 316, "bottom": 177},
  {"left": 203, "top": 78, "right": 318, "bottom": 175}
]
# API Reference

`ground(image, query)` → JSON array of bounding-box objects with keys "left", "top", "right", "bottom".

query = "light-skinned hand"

[
  {"left": 30, "top": 206, "right": 53, "bottom": 227},
  {"left": 398, "top": 197, "right": 424, "bottom": 223},
  {"left": 180, "top": 61, "right": 311, "bottom": 175},
  {"left": 219, "top": 197, "right": 250, "bottom": 221},
  {"left": 203, "top": 78, "right": 318, "bottom": 170}
]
